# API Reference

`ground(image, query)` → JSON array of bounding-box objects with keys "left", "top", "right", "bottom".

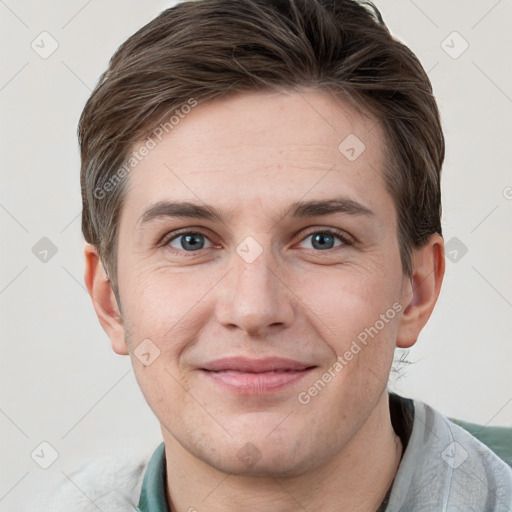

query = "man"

[{"left": 48, "top": 0, "right": 512, "bottom": 510}]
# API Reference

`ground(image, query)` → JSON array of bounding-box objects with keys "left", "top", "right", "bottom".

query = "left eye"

[{"left": 298, "top": 230, "right": 349, "bottom": 251}]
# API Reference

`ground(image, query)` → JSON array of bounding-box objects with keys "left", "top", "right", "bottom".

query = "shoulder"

[
  {"left": 387, "top": 396, "right": 512, "bottom": 511},
  {"left": 448, "top": 416, "right": 512, "bottom": 469},
  {"left": 36, "top": 448, "right": 152, "bottom": 512},
  {"left": 421, "top": 399, "right": 512, "bottom": 509}
]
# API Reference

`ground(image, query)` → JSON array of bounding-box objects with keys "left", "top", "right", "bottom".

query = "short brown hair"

[{"left": 79, "top": 0, "right": 444, "bottom": 302}]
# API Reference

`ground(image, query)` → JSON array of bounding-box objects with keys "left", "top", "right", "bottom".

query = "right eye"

[{"left": 164, "top": 231, "right": 214, "bottom": 254}]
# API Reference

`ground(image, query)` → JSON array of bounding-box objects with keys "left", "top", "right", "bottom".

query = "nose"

[{"left": 214, "top": 241, "right": 295, "bottom": 337}]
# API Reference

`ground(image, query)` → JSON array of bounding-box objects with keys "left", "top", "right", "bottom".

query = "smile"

[{"left": 199, "top": 357, "right": 317, "bottom": 395}]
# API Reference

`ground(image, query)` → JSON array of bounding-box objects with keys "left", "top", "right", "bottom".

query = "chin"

[{"left": 197, "top": 435, "right": 318, "bottom": 478}]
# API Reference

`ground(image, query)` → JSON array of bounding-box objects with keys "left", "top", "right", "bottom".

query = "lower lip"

[{"left": 200, "top": 368, "right": 315, "bottom": 395}]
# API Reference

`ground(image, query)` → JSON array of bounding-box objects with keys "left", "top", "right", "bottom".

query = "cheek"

[
  {"left": 295, "top": 264, "right": 403, "bottom": 402},
  {"left": 129, "top": 358, "right": 196, "bottom": 437},
  {"left": 295, "top": 262, "right": 401, "bottom": 341},
  {"left": 119, "top": 262, "right": 206, "bottom": 345}
]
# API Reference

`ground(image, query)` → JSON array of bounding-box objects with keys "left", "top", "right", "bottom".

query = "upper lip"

[{"left": 201, "top": 357, "right": 316, "bottom": 373}]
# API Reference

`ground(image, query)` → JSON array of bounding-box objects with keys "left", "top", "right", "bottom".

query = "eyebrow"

[{"left": 137, "top": 197, "right": 374, "bottom": 227}]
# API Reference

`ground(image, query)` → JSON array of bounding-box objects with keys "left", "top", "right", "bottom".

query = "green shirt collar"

[
  {"left": 137, "top": 442, "right": 170, "bottom": 512},
  {"left": 136, "top": 394, "right": 413, "bottom": 511},
  {"left": 136, "top": 394, "right": 415, "bottom": 511},
  {"left": 135, "top": 396, "right": 512, "bottom": 510}
]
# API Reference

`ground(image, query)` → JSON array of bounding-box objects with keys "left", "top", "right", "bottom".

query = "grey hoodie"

[{"left": 37, "top": 395, "right": 512, "bottom": 512}]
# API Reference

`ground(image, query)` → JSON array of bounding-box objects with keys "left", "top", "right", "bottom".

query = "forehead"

[{"left": 121, "top": 89, "right": 392, "bottom": 227}]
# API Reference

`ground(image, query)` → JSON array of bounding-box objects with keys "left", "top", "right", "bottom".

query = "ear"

[
  {"left": 396, "top": 233, "right": 445, "bottom": 348},
  {"left": 84, "top": 243, "right": 129, "bottom": 355}
]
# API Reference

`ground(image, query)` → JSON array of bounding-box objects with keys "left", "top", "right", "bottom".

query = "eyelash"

[{"left": 160, "top": 227, "right": 353, "bottom": 257}]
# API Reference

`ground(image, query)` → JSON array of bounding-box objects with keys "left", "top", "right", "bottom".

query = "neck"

[{"left": 163, "top": 391, "right": 402, "bottom": 512}]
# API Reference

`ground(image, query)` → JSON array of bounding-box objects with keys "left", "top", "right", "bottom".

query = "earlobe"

[
  {"left": 396, "top": 234, "right": 445, "bottom": 348},
  {"left": 83, "top": 243, "right": 129, "bottom": 355}
]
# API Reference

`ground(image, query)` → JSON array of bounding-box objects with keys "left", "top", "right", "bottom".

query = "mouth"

[{"left": 199, "top": 357, "right": 317, "bottom": 395}]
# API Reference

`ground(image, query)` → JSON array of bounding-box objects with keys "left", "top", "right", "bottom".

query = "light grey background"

[{"left": 1, "top": 0, "right": 511, "bottom": 509}]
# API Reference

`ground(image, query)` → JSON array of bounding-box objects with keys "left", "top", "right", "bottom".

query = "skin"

[{"left": 85, "top": 89, "right": 445, "bottom": 512}]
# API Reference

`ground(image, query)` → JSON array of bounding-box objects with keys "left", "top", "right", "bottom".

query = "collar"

[
  {"left": 137, "top": 442, "right": 169, "bottom": 512},
  {"left": 136, "top": 394, "right": 512, "bottom": 510},
  {"left": 137, "top": 392, "right": 415, "bottom": 512}
]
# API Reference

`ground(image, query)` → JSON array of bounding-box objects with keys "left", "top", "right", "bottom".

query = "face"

[{"left": 113, "top": 89, "right": 409, "bottom": 477}]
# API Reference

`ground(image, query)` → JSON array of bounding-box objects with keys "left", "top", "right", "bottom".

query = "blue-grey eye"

[
  {"left": 169, "top": 232, "right": 212, "bottom": 251},
  {"left": 299, "top": 230, "right": 345, "bottom": 251}
]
